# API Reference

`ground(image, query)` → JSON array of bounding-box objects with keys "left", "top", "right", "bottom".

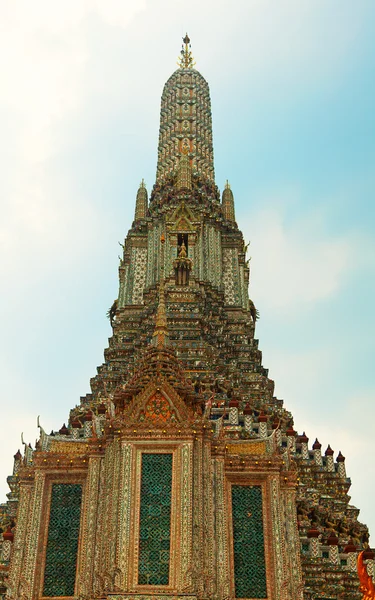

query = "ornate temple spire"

[
  {"left": 152, "top": 235, "right": 169, "bottom": 347},
  {"left": 134, "top": 179, "right": 148, "bottom": 221},
  {"left": 155, "top": 36, "right": 214, "bottom": 185},
  {"left": 178, "top": 33, "right": 195, "bottom": 69},
  {"left": 222, "top": 180, "right": 236, "bottom": 222}
]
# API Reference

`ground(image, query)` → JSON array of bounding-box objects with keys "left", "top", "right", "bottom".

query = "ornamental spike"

[{"left": 178, "top": 33, "right": 196, "bottom": 69}]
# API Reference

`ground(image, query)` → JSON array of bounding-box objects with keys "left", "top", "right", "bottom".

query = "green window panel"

[
  {"left": 43, "top": 483, "right": 82, "bottom": 597},
  {"left": 138, "top": 453, "right": 173, "bottom": 586},
  {"left": 232, "top": 485, "right": 267, "bottom": 598}
]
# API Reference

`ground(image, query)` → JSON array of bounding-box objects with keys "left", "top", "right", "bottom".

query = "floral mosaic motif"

[
  {"left": 143, "top": 392, "right": 176, "bottom": 423},
  {"left": 43, "top": 483, "right": 82, "bottom": 597},
  {"left": 138, "top": 453, "right": 173, "bottom": 586},
  {"left": 232, "top": 485, "right": 267, "bottom": 599},
  {"left": 131, "top": 247, "right": 148, "bottom": 305},
  {"left": 222, "top": 248, "right": 236, "bottom": 305}
]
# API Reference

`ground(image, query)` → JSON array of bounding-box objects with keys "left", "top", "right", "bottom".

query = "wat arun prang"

[{"left": 0, "top": 36, "right": 373, "bottom": 600}]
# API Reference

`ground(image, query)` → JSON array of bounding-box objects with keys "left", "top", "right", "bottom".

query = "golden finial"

[
  {"left": 140, "top": 178, "right": 146, "bottom": 188},
  {"left": 225, "top": 180, "right": 231, "bottom": 190},
  {"left": 178, "top": 33, "right": 196, "bottom": 69}
]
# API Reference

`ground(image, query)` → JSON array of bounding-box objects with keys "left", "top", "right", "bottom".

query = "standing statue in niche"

[
  {"left": 179, "top": 240, "right": 187, "bottom": 258},
  {"left": 173, "top": 240, "right": 192, "bottom": 285}
]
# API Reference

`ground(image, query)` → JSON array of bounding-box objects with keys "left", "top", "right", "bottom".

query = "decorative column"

[
  {"left": 286, "top": 426, "right": 296, "bottom": 453},
  {"left": 93, "top": 436, "right": 118, "bottom": 594},
  {"left": 191, "top": 434, "right": 205, "bottom": 597},
  {"left": 282, "top": 481, "right": 304, "bottom": 599},
  {"left": 5, "top": 483, "right": 32, "bottom": 600},
  {"left": 2, "top": 527, "right": 14, "bottom": 562},
  {"left": 258, "top": 412, "right": 268, "bottom": 438},
  {"left": 76, "top": 456, "right": 102, "bottom": 599},
  {"left": 243, "top": 404, "right": 252, "bottom": 434},
  {"left": 71, "top": 418, "right": 82, "bottom": 439},
  {"left": 83, "top": 411, "right": 93, "bottom": 438},
  {"left": 202, "top": 436, "right": 215, "bottom": 598},
  {"left": 269, "top": 476, "right": 285, "bottom": 600},
  {"left": 179, "top": 443, "right": 194, "bottom": 592},
  {"left": 106, "top": 437, "right": 122, "bottom": 587},
  {"left": 327, "top": 532, "right": 339, "bottom": 564},
  {"left": 272, "top": 420, "right": 282, "bottom": 446},
  {"left": 228, "top": 399, "right": 239, "bottom": 426},
  {"left": 92, "top": 455, "right": 107, "bottom": 598},
  {"left": 96, "top": 403, "right": 107, "bottom": 437},
  {"left": 344, "top": 540, "right": 357, "bottom": 571},
  {"left": 116, "top": 442, "right": 133, "bottom": 591},
  {"left": 325, "top": 445, "right": 335, "bottom": 473},
  {"left": 307, "top": 526, "right": 321, "bottom": 559},
  {"left": 212, "top": 455, "right": 230, "bottom": 600},
  {"left": 298, "top": 432, "right": 309, "bottom": 460},
  {"left": 313, "top": 439, "right": 323, "bottom": 466},
  {"left": 22, "top": 471, "right": 46, "bottom": 599},
  {"left": 336, "top": 451, "right": 346, "bottom": 478},
  {"left": 363, "top": 548, "right": 375, "bottom": 578}
]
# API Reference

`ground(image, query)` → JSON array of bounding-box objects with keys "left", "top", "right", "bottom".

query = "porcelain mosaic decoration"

[{"left": 0, "top": 35, "right": 373, "bottom": 600}]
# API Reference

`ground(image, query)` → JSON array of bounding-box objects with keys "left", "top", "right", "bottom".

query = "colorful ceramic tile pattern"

[
  {"left": 43, "top": 483, "right": 82, "bottom": 597},
  {"left": 232, "top": 485, "right": 267, "bottom": 599},
  {"left": 138, "top": 454, "right": 173, "bottom": 586},
  {"left": 1, "top": 37, "right": 370, "bottom": 600}
]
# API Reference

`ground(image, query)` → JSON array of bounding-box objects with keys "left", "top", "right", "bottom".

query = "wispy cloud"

[{"left": 241, "top": 198, "right": 363, "bottom": 313}]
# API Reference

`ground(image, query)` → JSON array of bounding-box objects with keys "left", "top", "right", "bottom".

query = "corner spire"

[
  {"left": 222, "top": 180, "right": 236, "bottom": 222},
  {"left": 134, "top": 179, "right": 148, "bottom": 221},
  {"left": 178, "top": 33, "right": 195, "bottom": 69},
  {"left": 152, "top": 235, "right": 169, "bottom": 347}
]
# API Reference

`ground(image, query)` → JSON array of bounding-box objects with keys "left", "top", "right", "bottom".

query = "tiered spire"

[{"left": 156, "top": 35, "right": 214, "bottom": 184}]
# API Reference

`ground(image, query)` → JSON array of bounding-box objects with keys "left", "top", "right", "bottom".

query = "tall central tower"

[
  {"left": 1, "top": 36, "right": 371, "bottom": 600},
  {"left": 156, "top": 35, "right": 215, "bottom": 184}
]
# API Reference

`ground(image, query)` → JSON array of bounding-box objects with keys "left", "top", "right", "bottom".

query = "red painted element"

[
  {"left": 307, "top": 527, "right": 320, "bottom": 539},
  {"left": 59, "top": 424, "right": 70, "bottom": 435},
  {"left": 325, "top": 445, "right": 334, "bottom": 456},
  {"left": 3, "top": 526, "right": 14, "bottom": 542}
]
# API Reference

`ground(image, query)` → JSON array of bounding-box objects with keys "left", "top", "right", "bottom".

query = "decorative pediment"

[
  {"left": 142, "top": 391, "right": 178, "bottom": 424},
  {"left": 167, "top": 201, "right": 198, "bottom": 232},
  {"left": 125, "top": 380, "right": 192, "bottom": 427}
]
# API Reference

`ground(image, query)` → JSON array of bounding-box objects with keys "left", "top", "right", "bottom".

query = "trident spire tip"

[{"left": 178, "top": 33, "right": 195, "bottom": 69}]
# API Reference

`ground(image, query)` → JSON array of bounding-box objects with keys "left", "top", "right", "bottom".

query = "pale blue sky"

[{"left": 0, "top": 0, "right": 374, "bottom": 536}]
